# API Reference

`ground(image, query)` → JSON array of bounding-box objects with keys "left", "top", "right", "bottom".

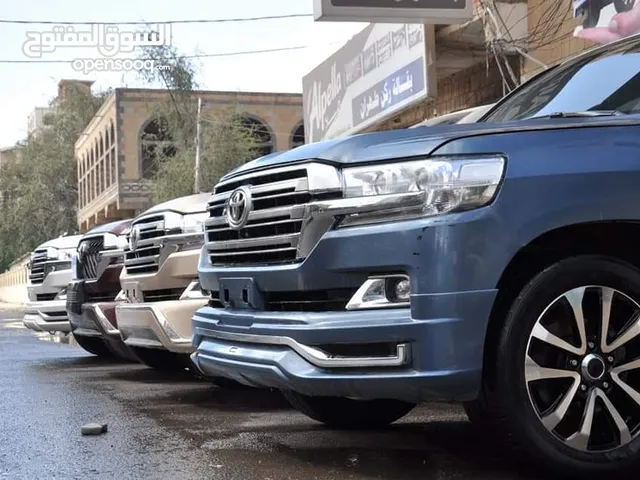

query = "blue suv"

[{"left": 192, "top": 34, "right": 640, "bottom": 476}]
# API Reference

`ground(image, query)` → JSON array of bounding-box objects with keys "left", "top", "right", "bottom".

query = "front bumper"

[
  {"left": 195, "top": 197, "right": 512, "bottom": 403},
  {"left": 27, "top": 268, "right": 73, "bottom": 301},
  {"left": 192, "top": 289, "right": 497, "bottom": 403},
  {"left": 68, "top": 302, "right": 135, "bottom": 359},
  {"left": 23, "top": 300, "right": 70, "bottom": 333},
  {"left": 117, "top": 299, "right": 207, "bottom": 354}
]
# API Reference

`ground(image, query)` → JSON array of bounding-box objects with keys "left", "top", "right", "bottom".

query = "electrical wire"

[
  {"left": 0, "top": 14, "right": 313, "bottom": 25},
  {"left": 0, "top": 43, "right": 343, "bottom": 64}
]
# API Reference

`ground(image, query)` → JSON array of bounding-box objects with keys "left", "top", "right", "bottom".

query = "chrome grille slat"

[
  {"left": 205, "top": 205, "right": 304, "bottom": 227},
  {"left": 29, "top": 249, "right": 50, "bottom": 284},
  {"left": 209, "top": 233, "right": 299, "bottom": 251},
  {"left": 208, "top": 178, "right": 309, "bottom": 205},
  {"left": 205, "top": 163, "right": 342, "bottom": 266},
  {"left": 208, "top": 218, "right": 301, "bottom": 233}
]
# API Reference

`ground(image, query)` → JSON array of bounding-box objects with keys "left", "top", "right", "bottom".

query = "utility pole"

[{"left": 194, "top": 97, "right": 202, "bottom": 193}]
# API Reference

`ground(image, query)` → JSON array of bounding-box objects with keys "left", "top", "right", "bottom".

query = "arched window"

[
  {"left": 140, "top": 118, "right": 174, "bottom": 179},
  {"left": 239, "top": 116, "right": 274, "bottom": 157},
  {"left": 290, "top": 122, "right": 305, "bottom": 149},
  {"left": 110, "top": 122, "right": 115, "bottom": 148}
]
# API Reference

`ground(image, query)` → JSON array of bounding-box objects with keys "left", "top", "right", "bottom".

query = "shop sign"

[{"left": 303, "top": 23, "right": 433, "bottom": 143}]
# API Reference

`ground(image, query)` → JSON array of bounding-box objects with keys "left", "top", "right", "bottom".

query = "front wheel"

[
  {"left": 131, "top": 347, "right": 191, "bottom": 372},
  {"left": 282, "top": 390, "right": 415, "bottom": 429},
  {"left": 486, "top": 256, "right": 640, "bottom": 476},
  {"left": 73, "top": 334, "right": 114, "bottom": 358}
]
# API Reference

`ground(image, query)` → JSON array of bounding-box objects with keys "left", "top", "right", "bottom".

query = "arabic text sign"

[
  {"left": 314, "top": 0, "right": 473, "bottom": 23},
  {"left": 352, "top": 57, "right": 425, "bottom": 127},
  {"left": 23, "top": 24, "right": 172, "bottom": 59},
  {"left": 303, "top": 23, "right": 431, "bottom": 144}
]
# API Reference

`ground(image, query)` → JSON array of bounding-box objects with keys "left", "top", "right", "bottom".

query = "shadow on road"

[{"left": 270, "top": 420, "right": 550, "bottom": 480}]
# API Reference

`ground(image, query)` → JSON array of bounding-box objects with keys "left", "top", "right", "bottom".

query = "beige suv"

[{"left": 116, "top": 193, "right": 210, "bottom": 370}]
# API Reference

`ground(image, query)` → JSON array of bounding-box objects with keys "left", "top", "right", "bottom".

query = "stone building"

[{"left": 75, "top": 88, "right": 303, "bottom": 232}]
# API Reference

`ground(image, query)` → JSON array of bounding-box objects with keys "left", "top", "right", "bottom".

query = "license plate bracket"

[{"left": 218, "top": 277, "right": 264, "bottom": 310}]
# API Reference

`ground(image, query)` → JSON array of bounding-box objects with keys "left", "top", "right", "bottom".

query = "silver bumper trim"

[{"left": 193, "top": 326, "right": 411, "bottom": 368}]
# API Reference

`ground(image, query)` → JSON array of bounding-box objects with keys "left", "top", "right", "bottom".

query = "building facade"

[
  {"left": 75, "top": 88, "right": 304, "bottom": 232},
  {"left": 27, "top": 107, "right": 53, "bottom": 137}
]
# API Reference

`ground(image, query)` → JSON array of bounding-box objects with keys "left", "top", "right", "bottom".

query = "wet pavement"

[{"left": 0, "top": 306, "right": 543, "bottom": 480}]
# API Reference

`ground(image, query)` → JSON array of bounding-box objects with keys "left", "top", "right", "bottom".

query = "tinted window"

[{"left": 483, "top": 40, "right": 640, "bottom": 122}]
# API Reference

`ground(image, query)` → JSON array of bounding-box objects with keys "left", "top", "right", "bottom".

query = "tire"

[
  {"left": 210, "top": 377, "right": 249, "bottom": 389},
  {"left": 282, "top": 390, "right": 415, "bottom": 429},
  {"left": 74, "top": 334, "right": 114, "bottom": 358},
  {"left": 131, "top": 347, "right": 190, "bottom": 372},
  {"left": 484, "top": 255, "right": 640, "bottom": 476},
  {"left": 615, "top": 0, "right": 635, "bottom": 13}
]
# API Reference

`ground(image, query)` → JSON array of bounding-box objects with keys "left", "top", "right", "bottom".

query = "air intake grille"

[
  {"left": 205, "top": 164, "right": 341, "bottom": 266},
  {"left": 28, "top": 249, "right": 49, "bottom": 284},
  {"left": 78, "top": 237, "right": 104, "bottom": 280},
  {"left": 124, "top": 215, "right": 165, "bottom": 275}
]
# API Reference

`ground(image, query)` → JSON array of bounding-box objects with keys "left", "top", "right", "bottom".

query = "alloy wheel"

[{"left": 525, "top": 285, "right": 640, "bottom": 452}]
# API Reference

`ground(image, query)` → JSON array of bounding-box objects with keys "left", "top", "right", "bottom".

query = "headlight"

[
  {"left": 182, "top": 213, "right": 208, "bottom": 234},
  {"left": 163, "top": 212, "right": 208, "bottom": 234},
  {"left": 342, "top": 156, "right": 505, "bottom": 218},
  {"left": 46, "top": 247, "right": 75, "bottom": 261},
  {"left": 104, "top": 232, "right": 130, "bottom": 250}
]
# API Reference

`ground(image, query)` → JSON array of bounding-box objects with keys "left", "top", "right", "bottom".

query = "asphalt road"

[{"left": 0, "top": 306, "right": 544, "bottom": 480}]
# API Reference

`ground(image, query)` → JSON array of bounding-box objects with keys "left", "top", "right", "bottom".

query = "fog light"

[
  {"left": 389, "top": 278, "right": 411, "bottom": 303},
  {"left": 346, "top": 275, "right": 411, "bottom": 310}
]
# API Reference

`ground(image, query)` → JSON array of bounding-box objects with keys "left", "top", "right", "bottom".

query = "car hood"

[
  {"left": 84, "top": 218, "right": 133, "bottom": 237},
  {"left": 141, "top": 193, "right": 211, "bottom": 217},
  {"left": 36, "top": 234, "right": 83, "bottom": 251},
  {"left": 223, "top": 116, "right": 640, "bottom": 179}
]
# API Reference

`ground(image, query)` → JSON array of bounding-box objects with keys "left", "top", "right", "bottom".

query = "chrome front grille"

[
  {"left": 78, "top": 236, "right": 104, "bottom": 280},
  {"left": 124, "top": 215, "right": 165, "bottom": 275},
  {"left": 205, "top": 163, "right": 342, "bottom": 266},
  {"left": 29, "top": 249, "right": 49, "bottom": 284}
]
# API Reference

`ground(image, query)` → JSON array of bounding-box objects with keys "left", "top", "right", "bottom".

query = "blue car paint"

[{"left": 192, "top": 113, "right": 640, "bottom": 404}]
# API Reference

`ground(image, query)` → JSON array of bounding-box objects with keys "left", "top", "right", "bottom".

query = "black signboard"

[{"left": 331, "top": 0, "right": 466, "bottom": 9}]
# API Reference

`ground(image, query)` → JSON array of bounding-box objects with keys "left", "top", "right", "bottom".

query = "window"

[
  {"left": 483, "top": 40, "right": 640, "bottom": 122},
  {"left": 239, "top": 116, "right": 274, "bottom": 157},
  {"left": 140, "top": 118, "right": 173, "bottom": 179},
  {"left": 110, "top": 148, "right": 117, "bottom": 185},
  {"left": 290, "top": 122, "right": 305, "bottom": 149}
]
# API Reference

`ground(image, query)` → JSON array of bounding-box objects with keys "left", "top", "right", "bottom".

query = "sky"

[{"left": 0, "top": 0, "right": 367, "bottom": 147}]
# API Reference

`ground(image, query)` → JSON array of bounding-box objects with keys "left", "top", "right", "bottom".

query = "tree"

[
  {"left": 136, "top": 45, "right": 259, "bottom": 203},
  {"left": 0, "top": 87, "right": 109, "bottom": 271}
]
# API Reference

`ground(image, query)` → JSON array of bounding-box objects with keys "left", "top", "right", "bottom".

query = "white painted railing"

[{"left": 0, "top": 256, "right": 29, "bottom": 304}]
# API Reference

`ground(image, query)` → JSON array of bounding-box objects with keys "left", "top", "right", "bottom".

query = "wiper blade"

[{"left": 541, "top": 110, "right": 623, "bottom": 119}]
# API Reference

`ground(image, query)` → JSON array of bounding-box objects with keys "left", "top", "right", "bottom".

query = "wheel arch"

[{"left": 481, "top": 220, "right": 640, "bottom": 388}]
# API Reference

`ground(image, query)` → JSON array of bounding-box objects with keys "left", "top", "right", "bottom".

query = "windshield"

[{"left": 483, "top": 39, "right": 640, "bottom": 122}]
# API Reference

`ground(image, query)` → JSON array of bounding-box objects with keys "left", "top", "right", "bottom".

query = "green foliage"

[
  {"left": 137, "top": 45, "right": 260, "bottom": 204},
  {"left": 0, "top": 87, "right": 109, "bottom": 270}
]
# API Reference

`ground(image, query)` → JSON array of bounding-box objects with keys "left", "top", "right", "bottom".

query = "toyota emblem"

[
  {"left": 129, "top": 226, "right": 140, "bottom": 251},
  {"left": 225, "top": 186, "right": 253, "bottom": 230}
]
